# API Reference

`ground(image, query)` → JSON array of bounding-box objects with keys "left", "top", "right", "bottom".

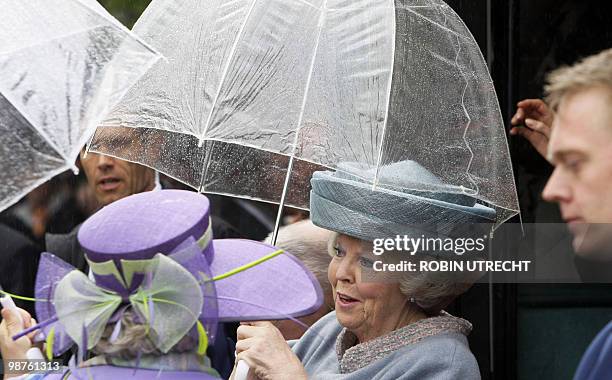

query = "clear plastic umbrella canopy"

[
  {"left": 0, "top": 0, "right": 161, "bottom": 213},
  {"left": 92, "top": 0, "right": 519, "bottom": 227}
]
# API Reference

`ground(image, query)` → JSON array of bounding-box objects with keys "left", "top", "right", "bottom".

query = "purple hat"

[
  {"left": 30, "top": 190, "right": 322, "bottom": 359},
  {"left": 78, "top": 189, "right": 323, "bottom": 320}
]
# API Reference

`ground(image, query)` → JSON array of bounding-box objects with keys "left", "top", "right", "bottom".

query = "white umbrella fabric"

[
  {"left": 0, "top": 0, "right": 161, "bottom": 212},
  {"left": 91, "top": 0, "right": 519, "bottom": 232}
]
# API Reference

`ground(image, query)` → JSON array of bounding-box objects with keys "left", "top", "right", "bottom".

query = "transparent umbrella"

[
  {"left": 91, "top": 0, "right": 519, "bottom": 235},
  {"left": 0, "top": 0, "right": 161, "bottom": 213}
]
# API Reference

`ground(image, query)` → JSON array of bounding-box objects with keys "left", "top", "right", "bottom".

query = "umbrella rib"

[
  {"left": 456, "top": 33, "right": 479, "bottom": 196},
  {"left": 0, "top": 90, "right": 76, "bottom": 172},
  {"left": 198, "top": 0, "right": 260, "bottom": 146},
  {"left": 75, "top": 0, "right": 160, "bottom": 56},
  {"left": 372, "top": 0, "right": 397, "bottom": 190},
  {"left": 6, "top": 123, "right": 66, "bottom": 165},
  {"left": 401, "top": 6, "right": 473, "bottom": 43},
  {"left": 0, "top": 165, "right": 70, "bottom": 214},
  {"left": 271, "top": 1, "right": 329, "bottom": 244},
  {"left": 293, "top": 0, "right": 320, "bottom": 9},
  {"left": 0, "top": 26, "right": 110, "bottom": 58}
]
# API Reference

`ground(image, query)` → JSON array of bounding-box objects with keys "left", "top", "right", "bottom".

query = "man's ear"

[{"left": 75, "top": 155, "right": 84, "bottom": 172}]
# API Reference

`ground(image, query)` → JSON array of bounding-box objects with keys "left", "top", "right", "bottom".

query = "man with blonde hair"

[
  {"left": 543, "top": 49, "right": 612, "bottom": 380},
  {"left": 542, "top": 48, "right": 612, "bottom": 260},
  {"left": 512, "top": 48, "right": 612, "bottom": 380}
]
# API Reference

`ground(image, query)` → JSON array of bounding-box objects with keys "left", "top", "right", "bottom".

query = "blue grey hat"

[{"left": 309, "top": 161, "right": 496, "bottom": 241}]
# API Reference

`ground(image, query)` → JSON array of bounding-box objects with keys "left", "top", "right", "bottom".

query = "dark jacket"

[
  {"left": 574, "top": 321, "right": 612, "bottom": 380},
  {"left": 0, "top": 224, "right": 41, "bottom": 315}
]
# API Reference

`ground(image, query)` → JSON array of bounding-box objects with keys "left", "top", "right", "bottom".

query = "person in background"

[
  {"left": 511, "top": 50, "right": 612, "bottom": 260},
  {"left": 44, "top": 150, "right": 160, "bottom": 272},
  {"left": 511, "top": 48, "right": 612, "bottom": 380},
  {"left": 79, "top": 150, "right": 157, "bottom": 207},
  {"left": 264, "top": 220, "right": 334, "bottom": 340},
  {"left": 0, "top": 224, "right": 40, "bottom": 314},
  {"left": 48, "top": 149, "right": 240, "bottom": 271},
  {"left": 0, "top": 173, "right": 89, "bottom": 245}
]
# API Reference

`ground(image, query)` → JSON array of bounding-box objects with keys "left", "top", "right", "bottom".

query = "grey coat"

[{"left": 291, "top": 311, "right": 480, "bottom": 380}]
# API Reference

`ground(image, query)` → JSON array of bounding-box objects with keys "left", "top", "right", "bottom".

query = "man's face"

[
  {"left": 79, "top": 151, "right": 155, "bottom": 206},
  {"left": 543, "top": 87, "right": 612, "bottom": 258}
]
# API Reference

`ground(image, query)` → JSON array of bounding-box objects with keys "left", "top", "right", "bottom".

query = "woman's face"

[{"left": 328, "top": 234, "right": 411, "bottom": 342}]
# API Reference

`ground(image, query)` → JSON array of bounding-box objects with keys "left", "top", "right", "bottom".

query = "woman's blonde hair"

[{"left": 93, "top": 310, "right": 196, "bottom": 360}]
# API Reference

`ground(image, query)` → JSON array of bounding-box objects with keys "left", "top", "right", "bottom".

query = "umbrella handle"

[
  {"left": 0, "top": 293, "right": 24, "bottom": 328},
  {"left": 235, "top": 359, "right": 250, "bottom": 380},
  {"left": 26, "top": 347, "right": 45, "bottom": 360}
]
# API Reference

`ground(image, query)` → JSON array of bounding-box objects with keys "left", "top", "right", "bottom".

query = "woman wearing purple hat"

[
  {"left": 0, "top": 190, "right": 323, "bottom": 379},
  {"left": 232, "top": 162, "right": 494, "bottom": 379}
]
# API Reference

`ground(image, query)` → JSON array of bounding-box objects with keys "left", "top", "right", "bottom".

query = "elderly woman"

[{"left": 233, "top": 161, "right": 495, "bottom": 379}]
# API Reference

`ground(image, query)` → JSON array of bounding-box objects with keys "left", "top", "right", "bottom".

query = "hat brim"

[
  {"left": 48, "top": 365, "right": 221, "bottom": 379},
  {"left": 210, "top": 239, "right": 324, "bottom": 322}
]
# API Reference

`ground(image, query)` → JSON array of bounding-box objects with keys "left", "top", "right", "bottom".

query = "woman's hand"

[
  {"left": 0, "top": 308, "right": 38, "bottom": 379},
  {"left": 232, "top": 321, "right": 307, "bottom": 380}
]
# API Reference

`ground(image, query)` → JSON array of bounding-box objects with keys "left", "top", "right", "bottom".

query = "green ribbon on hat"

[{"left": 54, "top": 254, "right": 204, "bottom": 355}]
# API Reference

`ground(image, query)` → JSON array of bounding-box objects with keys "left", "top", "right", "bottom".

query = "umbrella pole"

[
  {"left": 270, "top": 155, "right": 297, "bottom": 245},
  {"left": 270, "top": 4, "right": 328, "bottom": 244},
  {"left": 271, "top": 207, "right": 282, "bottom": 246}
]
